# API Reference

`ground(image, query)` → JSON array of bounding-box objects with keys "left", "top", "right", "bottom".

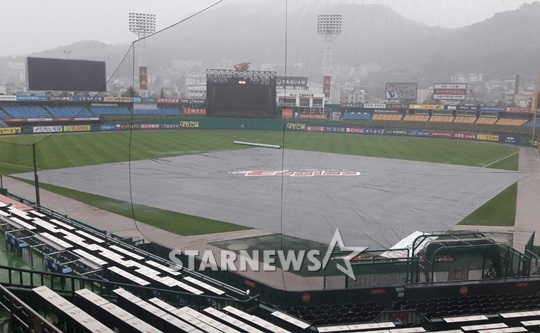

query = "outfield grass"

[
  {"left": 0, "top": 130, "right": 520, "bottom": 233},
  {"left": 13, "top": 178, "right": 250, "bottom": 235}
]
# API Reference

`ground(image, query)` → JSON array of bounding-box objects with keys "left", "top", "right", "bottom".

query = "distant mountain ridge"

[{"left": 2, "top": 2, "right": 540, "bottom": 84}]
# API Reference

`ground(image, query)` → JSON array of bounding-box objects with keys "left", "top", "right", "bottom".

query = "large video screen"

[
  {"left": 207, "top": 82, "right": 276, "bottom": 117},
  {"left": 26, "top": 57, "right": 106, "bottom": 92}
]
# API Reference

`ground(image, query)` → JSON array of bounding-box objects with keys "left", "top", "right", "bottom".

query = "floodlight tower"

[
  {"left": 317, "top": 14, "right": 342, "bottom": 101},
  {"left": 129, "top": 12, "right": 156, "bottom": 98}
]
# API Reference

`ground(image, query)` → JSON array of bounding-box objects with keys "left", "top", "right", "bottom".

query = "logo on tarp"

[{"left": 230, "top": 169, "right": 361, "bottom": 177}]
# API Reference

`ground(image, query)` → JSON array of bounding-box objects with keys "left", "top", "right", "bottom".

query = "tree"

[{"left": 122, "top": 86, "right": 137, "bottom": 97}]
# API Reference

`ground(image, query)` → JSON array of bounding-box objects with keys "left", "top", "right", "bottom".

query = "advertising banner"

[
  {"left": 323, "top": 76, "right": 331, "bottom": 98},
  {"left": 346, "top": 127, "right": 364, "bottom": 134},
  {"left": 179, "top": 120, "right": 200, "bottom": 128},
  {"left": 157, "top": 98, "right": 180, "bottom": 104},
  {"left": 298, "top": 114, "right": 327, "bottom": 120},
  {"left": 0, "top": 95, "right": 17, "bottom": 101},
  {"left": 364, "top": 129, "right": 385, "bottom": 135},
  {"left": 407, "top": 130, "right": 431, "bottom": 137},
  {"left": 103, "top": 97, "right": 131, "bottom": 103},
  {"left": 282, "top": 109, "right": 293, "bottom": 120},
  {"left": 453, "top": 132, "right": 476, "bottom": 140},
  {"left": 409, "top": 104, "right": 445, "bottom": 110},
  {"left": 140, "top": 124, "right": 160, "bottom": 129},
  {"left": 385, "top": 83, "right": 417, "bottom": 100},
  {"left": 181, "top": 99, "right": 205, "bottom": 104},
  {"left": 506, "top": 106, "right": 530, "bottom": 113},
  {"left": 33, "top": 126, "right": 62, "bottom": 133},
  {"left": 75, "top": 96, "right": 103, "bottom": 102},
  {"left": 306, "top": 126, "right": 325, "bottom": 132},
  {"left": 17, "top": 95, "right": 48, "bottom": 101},
  {"left": 363, "top": 103, "right": 386, "bottom": 109},
  {"left": 276, "top": 76, "right": 308, "bottom": 88},
  {"left": 327, "top": 127, "right": 346, "bottom": 133},
  {"left": 0, "top": 127, "right": 21, "bottom": 135},
  {"left": 386, "top": 129, "right": 407, "bottom": 135},
  {"left": 183, "top": 108, "right": 206, "bottom": 115},
  {"left": 286, "top": 123, "right": 305, "bottom": 130},
  {"left": 431, "top": 131, "right": 453, "bottom": 138},
  {"left": 457, "top": 106, "right": 478, "bottom": 111},
  {"left": 139, "top": 66, "right": 148, "bottom": 91},
  {"left": 480, "top": 106, "right": 505, "bottom": 112},
  {"left": 477, "top": 134, "right": 499, "bottom": 142},
  {"left": 341, "top": 103, "right": 362, "bottom": 108},
  {"left": 49, "top": 96, "right": 74, "bottom": 102},
  {"left": 499, "top": 136, "right": 517, "bottom": 144},
  {"left": 433, "top": 83, "right": 467, "bottom": 100},
  {"left": 100, "top": 124, "right": 117, "bottom": 131},
  {"left": 63, "top": 125, "right": 91, "bottom": 132},
  {"left": 161, "top": 123, "right": 180, "bottom": 129}
]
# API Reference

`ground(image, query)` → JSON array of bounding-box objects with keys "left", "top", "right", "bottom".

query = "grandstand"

[
  {"left": 46, "top": 107, "right": 95, "bottom": 118},
  {"left": 372, "top": 113, "right": 402, "bottom": 121},
  {"left": 343, "top": 112, "right": 371, "bottom": 120},
  {"left": 496, "top": 119, "right": 529, "bottom": 127},
  {"left": 476, "top": 117, "right": 498, "bottom": 125},
  {"left": 454, "top": 116, "right": 476, "bottom": 124},
  {"left": 90, "top": 107, "right": 131, "bottom": 116},
  {"left": 429, "top": 115, "right": 454, "bottom": 123},
  {"left": 1, "top": 193, "right": 540, "bottom": 332},
  {"left": 404, "top": 115, "right": 430, "bottom": 122},
  {"left": 2, "top": 105, "right": 52, "bottom": 118}
]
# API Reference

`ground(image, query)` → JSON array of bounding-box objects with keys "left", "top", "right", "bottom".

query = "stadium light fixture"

[
  {"left": 129, "top": 12, "right": 156, "bottom": 98},
  {"left": 317, "top": 14, "right": 342, "bottom": 101}
]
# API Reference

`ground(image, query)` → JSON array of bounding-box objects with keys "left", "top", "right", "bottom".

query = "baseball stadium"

[{"left": 1, "top": 1, "right": 540, "bottom": 333}]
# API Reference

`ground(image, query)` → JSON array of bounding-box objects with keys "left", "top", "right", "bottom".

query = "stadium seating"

[
  {"left": 2, "top": 105, "right": 52, "bottom": 118},
  {"left": 476, "top": 117, "right": 498, "bottom": 125},
  {"left": 343, "top": 112, "right": 371, "bottom": 120},
  {"left": 0, "top": 120, "right": 8, "bottom": 127},
  {"left": 0, "top": 108, "right": 10, "bottom": 119},
  {"left": 90, "top": 107, "right": 130, "bottom": 116},
  {"left": 132, "top": 108, "right": 180, "bottom": 116},
  {"left": 454, "top": 116, "right": 477, "bottom": 124},
  {"left": 404, "top": 115, "right": 430, "bottom": 122},
  {"left": 46, "top": 106, "right": 95, "bottom": 118},
  {"left": 372, "top": 114, "right": 403, "bottom": 121},
  {"left": 496, "top": 119, "right": 529, "bottom": 126},
  {"left": 430, "top": 115, "right": 455, "bottom": 123},
  {"left": 524, "top": 119, "right": 540, "bottom": 127}
]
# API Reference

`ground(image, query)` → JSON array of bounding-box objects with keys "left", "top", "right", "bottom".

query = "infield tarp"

[{"left": 15, "top": 148, "right": 524, "bottom": 250}]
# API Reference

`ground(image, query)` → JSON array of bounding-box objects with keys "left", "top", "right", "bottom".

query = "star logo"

[{"left": 321, "top": 229, "right": 368, "bottom": 280}]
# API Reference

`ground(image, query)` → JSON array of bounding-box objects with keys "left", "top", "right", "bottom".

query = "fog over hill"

[{"left": 2, "top": 1, "right": 540, "bottom": 84}]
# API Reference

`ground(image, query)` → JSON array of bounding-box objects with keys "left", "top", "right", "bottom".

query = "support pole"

[{"left": 32, "top": 144, "right": 40, "bottom": 207}]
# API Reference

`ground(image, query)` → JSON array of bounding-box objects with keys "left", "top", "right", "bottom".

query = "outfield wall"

[
  {"left": 5, "top": 118, "right": 532, "bottom": 146},
  {"left": 1, "top": 117, "right": 534, "bottom": 145}
]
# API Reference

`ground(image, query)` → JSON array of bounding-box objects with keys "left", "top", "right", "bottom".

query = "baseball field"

[{"left": 0, "top": 130, "right": 520, "bottom": 240}]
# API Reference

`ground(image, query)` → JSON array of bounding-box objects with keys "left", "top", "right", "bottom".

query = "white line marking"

[{"left": 483, "top": 151, "right": 519, "bottom": 168}]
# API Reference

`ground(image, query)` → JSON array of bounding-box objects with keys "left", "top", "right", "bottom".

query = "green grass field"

[{"left": 0, "top": 130, "right": 520, "bottom": 234}]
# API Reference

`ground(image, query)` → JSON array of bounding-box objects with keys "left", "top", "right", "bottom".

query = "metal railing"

[{"left": 0, "top": 283, "right": 63, "bottom": 333}]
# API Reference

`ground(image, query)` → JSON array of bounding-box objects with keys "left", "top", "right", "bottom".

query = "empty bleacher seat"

[
  {"left": 404, "top": 115, "right": 430, "bottom": 122},
  {"left": 495, "top": 119, "right": 528, "bottom": 126},
  {"left": 91, "top": 107, "right": 130, "bottom": 116},
  {"left": 343, "top": 112, "right": 371, "bottom": 120},
  {"left": 476, "top": 117, "right": 498, "bottom": 124},
  {"left": 2, "top": 106, "right": 52, "bottom": 118},
  {"left": 46, "top": 107, "right": 94, "bottom": 118}
]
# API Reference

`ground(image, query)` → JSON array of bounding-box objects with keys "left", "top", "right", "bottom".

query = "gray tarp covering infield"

[{"left": 17, "top": 148, "right": 524, "bottom": 249}]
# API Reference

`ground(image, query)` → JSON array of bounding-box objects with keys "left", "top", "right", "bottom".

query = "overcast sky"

[{"left": 0, "top": 0, "right": 536, "bottom": 57}]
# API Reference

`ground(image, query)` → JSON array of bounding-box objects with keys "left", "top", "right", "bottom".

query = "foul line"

[{"left": 483, "top": 151, "right": 519, "bottom": 168}]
